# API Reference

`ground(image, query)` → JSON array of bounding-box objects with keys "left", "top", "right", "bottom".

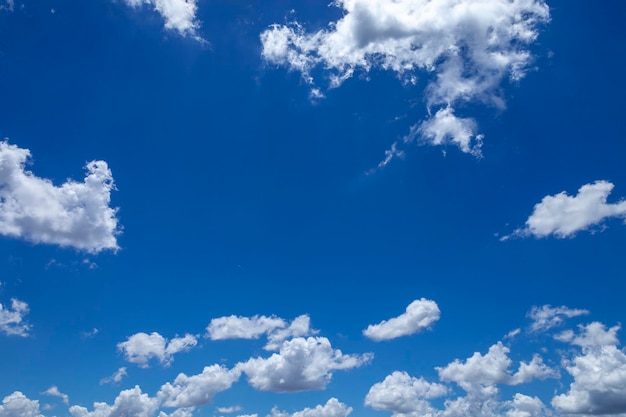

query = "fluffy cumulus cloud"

[
  {"left": 70, "top": 386, "right": 158, "bottom": 417},
  {"left": 551, "top": 322, "right": 626, "bottom": 415},
  {"left": 0, "top": 392, "right": 43, "bottom": 417},
  {"left": 365, "top": 371, "right": 447, "bottom": 416},
  {"left": 0, "top": 141, "right": 120, "bottom": 253},
  {"left": 363, "top": 298, "right": 440, "bottom": 341},
  {"left": 269, "top": 398, "right": 352, "bottom": 417},
  {"left": 527, "top": 304, "right": 589, "bottom": 333},
  {"left": 236, "top": 336, "right": 372, "bottom": 392},
  {"left": 0, "top": 298, "right": 30, "bottom": 337},
  {"left": 260, "top": 0, "right": 549, "bottom": 155},
  {"left": 118, "top": 332, "right": 198, "bottom": 367},
  {"left": 158, "top": 365, "right": 242, "bottom": 408},
  {"left": 121, "top": 0, "right": 201, "bottom": 39},
  {"left": 507, "top": 180, "right": 626, "bottom": 239},
  {"left": 207, "top": 314, "right": 316, "bottom": 351},
  {"left": 437, "top": 342, "right": 556, "bottom": 392}
]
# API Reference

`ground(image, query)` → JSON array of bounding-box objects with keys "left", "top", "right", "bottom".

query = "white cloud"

[
  {"left": 552, "top": 323, "right": 626, "bottom": 415},
  {"left": 217, "top": 406, "right": 242, "bottom": 414},
  {"left": 70, "top": 386, "right": 158, "bottom": 417},
  {"left": 260, "top": 0, "right": 549, "bottom": 154},
  {"left": 158, "top": 365, "right": 242, "bottom": 408},
  {"left": 437, "top": 342, "right": 555, "bottom": 393},
  {"left": 100, "top": 367, "right": 128, "bottom": 385},
  {"left": 118, "top": 332, "right": 198, "bottom": 367},
  {"left": 363, "top": 298, "right": 440, "bottom": 341},
  {"left": 0, "top": 298, "right": 30, "bottom": 337},
  {"left": 207, "top": 315, "right": 286, "bottom": 340},
  {"left": 121, "top": 0, "right": 202, "bottom": 39},
  {"left": 364, "top": 371, "right": 447, "bottom": 415},
  {"left": 0, "top": 141, "right": 120, "bottom": 253},
  {"left": 507, "top": 181, "right": 626, "bottom": 239},
  {"left": 207, "top": 314, "right": 316, "bottom": 351},
  {"left": 413, "top": 107, "right": 484, "bottom": 156},
  {"left": 0, "top": 392, "right": 43, "bottom": 417},
  {"left": 504, "top": 394, "right": 548, "bottom": 417},
  {"left": 237, "top": 336, "right": 372, "bottom": 392},
  {"left": 527, "top": 304, "right": 589, "bottom": 333},
  {"left": 269, "top": 398, "right": 352, "bottom": 417},
  {"left": 42, "top": 386, "right": 69, "bottom": 405}
]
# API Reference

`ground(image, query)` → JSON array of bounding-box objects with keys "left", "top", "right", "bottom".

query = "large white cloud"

[
  {"left": 158, "top": 365, "right": 242, "bottom": 408},
  {"left": 118, "top": 332, "right": 198, "bottom": 367},
  {"left": 551, "top": 322, "right": 626, "bottom": 415},
  {"left": 0, "top": 141, "right": 120, "bottom": 253},
  {"left": 270, "top": 398, "right": 352, "bottom": 417},
  {"left": 236, "top": 337, "right": 372, "bottom": 392},
  {"left": 0, "top": 392, "right": 43, "bottom": 417},
  {"left": 260, "top": 0, "right": 549, "bottom": 155},
  {"left": 507, "top": 181, "right": 626, "bottom": 239},
  {"left": 121, "top": 0, "right": 201, "bottom": 39},
  {"left": 527, "top": 304, "right": 589, "bottom": 333},
  {"left": 363, "top": 298, "right": 440, "bottom": 341},
  {"left": 0, "top": 298, "right": 30, "bottom": 337},
  {"left": 207, "top": 314, "right": 316, "bottom": 351}
]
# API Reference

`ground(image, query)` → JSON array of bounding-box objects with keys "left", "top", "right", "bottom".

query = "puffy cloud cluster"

[
  {"left": 552, "top": 322, "right": 626, "bottom": 415},
  {"left": 0, "top": 392, "right": 43, "bottom": 417},
  {"left": 269, "top": 398, "right": 352, "bottom": 417},
  {"left": 363, "top": 298, "right": 440, "bottom": 341},
  {"left": 0, "top": 141, "right": 120, "bottom": 253},
  {"left": 0, "top": 298, "right": 30, "bottom": 337},
  {"left": 207, "top": 314, "right": 316, "bottom": 351},
  {"left": 70, "top": 386, "right": 159, "bottom": 417},
  {"left": 236, "top": 336, "right": 372, "bottom": 392},
  {"left": 121, "top": 0, "right": 201, "bottom": 39},
  {"left": 507, "top": 181, "right": 626, "bottom": 239},
  {"left": 118, "top": 332, "right": 198, "bottom": 367},
  {"left": 261, "top": 0, "right": 550, "bottom": 155}
]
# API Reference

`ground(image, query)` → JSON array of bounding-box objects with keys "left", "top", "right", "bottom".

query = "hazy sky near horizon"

[{"left": 1, "top": 1, "right": 626, "bottom": 417}]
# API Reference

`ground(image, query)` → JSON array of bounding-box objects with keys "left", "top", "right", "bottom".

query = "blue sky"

[{"left": 1, "top": 1, "right": 626, "bottom": 416}]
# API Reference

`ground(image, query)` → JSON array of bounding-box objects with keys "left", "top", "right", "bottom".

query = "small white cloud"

[
  {"left": 269, "top": 398, "right": 352, "bottom": 417},
  {"left": 413, "top": 107, "right": 483, "bottom": 156},
  {"left": 363, "top": 298, "right": 440, "bottom": 341},
  {"left": 260, "top": 0, "right": 549, "bottom": 155},
  {"left": 207, "top": 314, "right": 316, "bottom": 351},
  {"left": 100, "top": 367, "right": 128, "bottom": 385},
  {"left": 0, "top": 392, "right": 43, "bottom": 417},
  {"left": 118, "top": 332, "right": 197, "bottom": 367},
  {"left": 505, "top": 394, "right": 548, "bottom": 417},
  {"left": 81, "top": 328, "right": 99, "bottom": 339},
  {"left": 0, "top": 141, "right": 120, "bottom": 253},
  {"left": 121, "top": 0, "right": 202, "bottom": 40},
  {"left": 236, "top": 337, "right": 372, "bottom": 392},
  {"left": 158, "top": 365, "right": 242, "bottom": 408},
  {"left": 42, "top": 386, "right": 69, "bottom": 405},
  {"left": 527, "top": 305, "right": 589, "bottom": 333},
  {"left": 69, "top": 386, "right": 158, "bottom": 417},
  {"left": 0, "top": 298, "right": 31, "bottom": 337},
  {"left": 506, "top": 180, "right": 626, "bottom": 239},
  {"left": 217, "top": 406, "right": 242, "bottom": 414}
]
